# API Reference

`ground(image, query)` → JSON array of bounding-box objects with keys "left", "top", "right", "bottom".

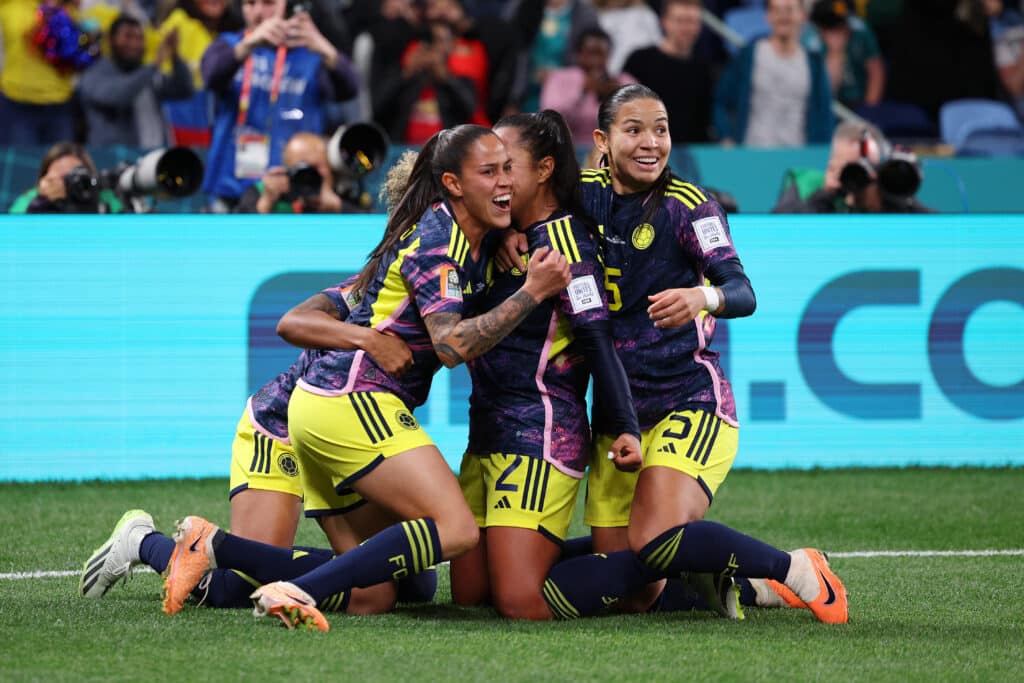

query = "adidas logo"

[
  {"left": 657, "top": 443, "right": 677, "bottom": 454},
  {"left": 493, "top": 496, "right": 512, "bottom": 510}
]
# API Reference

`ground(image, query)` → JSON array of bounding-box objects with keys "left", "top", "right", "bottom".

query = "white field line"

[{"left": 3, "top": 549, "right": 1024, "bottom": 581}]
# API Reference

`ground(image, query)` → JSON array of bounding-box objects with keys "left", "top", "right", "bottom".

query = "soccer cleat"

[
  {"left": 251, "top": 581, "right": 329, "bottom": 632},
  {"left": 161, "top": 516, "right": 219, "bottom": 615},
  {"left": 758, "top": 579, "right": 806, "bottom": 608},
  {"left": 786, "top": 548, "right": 849, "bottom": 624},
  {"left": 685, "top": 572, "right": 744, "bottom": 620},
  {"left": 80, "top": 509, "right": 155, "bottom": 598}
]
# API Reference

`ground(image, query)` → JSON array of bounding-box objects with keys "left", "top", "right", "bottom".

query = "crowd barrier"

[{"left": 1, "top": 213, "right": 1021, "bottom": 480}]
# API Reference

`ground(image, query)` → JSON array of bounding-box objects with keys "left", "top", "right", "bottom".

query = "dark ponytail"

[
  {"left": 493, "top": 109, "right": 598, "bottom": 236},
  {"left": 596, "top": 83, "right": 672, "bottom": 225},
  {"left": 353, "top": 124, "right": 496, "bottom": 296}
]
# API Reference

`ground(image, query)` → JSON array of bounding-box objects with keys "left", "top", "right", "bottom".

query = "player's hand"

[
  {"left": 365, "top": 330, "right": 413, "bottom": 377},
  {"left": 522, "top": 247, "right": 571, "bottom": 302},
  {"left": 608, "top": 433, "right": 642, "bottom": 472},
  {"left": 647, "top": 287, "right": 706, "bottom": 329},
  {"left": 495, "top": 230, "right": 529, "bottom": 273}
]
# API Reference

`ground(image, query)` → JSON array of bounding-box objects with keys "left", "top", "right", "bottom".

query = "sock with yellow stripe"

[
  {"left": 638, "top": 520, "right": 791, "bottom": 580},
  {"left": 210, "top": 531, "right": 336, "bottom": 584},
  {"left": 542, "top": 550, "right": 662, "bottom": 619},
  {"left": 291, "top": 518, "right": 441, "bottom": 605}
]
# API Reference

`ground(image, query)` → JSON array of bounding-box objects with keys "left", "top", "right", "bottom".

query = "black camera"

[
  {"left": 839, "top": 132, "right": 922, "bottom": 200},
  {"left": 327, "top": 122, "right": 390, "bottom": 208},
  {"left": 285, "top": 0, "right": 309, "bottom": 18},
  {"left": 64, "top": 165, "right": 99, "bottom": 206},
  {"left": 284, "top": 162, "right": 322, "bottom": 201}
]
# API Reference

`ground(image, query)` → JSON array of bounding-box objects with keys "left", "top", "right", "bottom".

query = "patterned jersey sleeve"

[
  {"left": 319, "top": 274, "right": 360, "bottom": 320},
  {"left": 666, "top": 178, "right": 739, "bottom": 269},
  {"left": 399, "top": 211, "right": 470, "bottom": 319},
  {"left": 533, "top": 215, "right": 609, "bottom": 327}
]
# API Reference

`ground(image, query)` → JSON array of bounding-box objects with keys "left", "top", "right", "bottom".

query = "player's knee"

[
  {"left": 436, "top": 512, "right": 480, "bottom": 559},
  {"left": 493, "top": 588, "right": 553, "bottom": 621}
]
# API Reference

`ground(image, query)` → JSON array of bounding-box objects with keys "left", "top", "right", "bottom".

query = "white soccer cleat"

[{"left": 80, "top": 509, "right": 155, "bottom": 598}]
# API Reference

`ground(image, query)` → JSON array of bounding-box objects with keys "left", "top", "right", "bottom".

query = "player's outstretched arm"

[{"left": 277, "top": 293, "right": 413, "bottom": 376}]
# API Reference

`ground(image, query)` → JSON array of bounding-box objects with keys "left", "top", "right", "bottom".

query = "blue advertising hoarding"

[{"left": 1, "top": 213, "right": 1020, "bottom": 480}]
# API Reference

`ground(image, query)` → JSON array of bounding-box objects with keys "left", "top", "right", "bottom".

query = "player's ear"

[
  {"left": 536, "top": 155, "right": 555, "bottom": 184},
  {"left": 441, "top": 171, "right": 462, "bottom": 197},
  {"left": 592, "top": 129, "right": 609, "bottom": 156}
]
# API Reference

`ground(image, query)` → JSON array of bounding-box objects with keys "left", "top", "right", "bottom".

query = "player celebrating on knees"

[
  {"left": 449, "top": 110, "right": 641, "bottom": 619},
  {"left": 571, "top": 84, "right": 847, "bottom": 624},
  {"left": 160, "top": 124, "right": 572, "bottom": 631}
]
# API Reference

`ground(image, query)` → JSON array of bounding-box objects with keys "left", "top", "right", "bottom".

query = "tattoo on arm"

[{"left": 424, "top": 290, "right": 538, "bottom": 367}]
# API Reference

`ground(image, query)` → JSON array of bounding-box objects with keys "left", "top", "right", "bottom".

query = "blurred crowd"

[{"left": 1, "top": 0, "right": 1022, "bottom": 214}]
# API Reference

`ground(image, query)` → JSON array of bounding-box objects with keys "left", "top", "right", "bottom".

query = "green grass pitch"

[{"left": 1, "top": 468, "right": 1022, "bottom": 682}]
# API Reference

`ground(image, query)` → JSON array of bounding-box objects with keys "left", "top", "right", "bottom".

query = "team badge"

[
  {"left": 395, "top": 409, "right": 419, "bottom": 430},
  {"left": 631, "top": 223, "right": 655, "bottom": 250},
  {"left": 278, "top": 453, "right": 299, "bottom": 477}
]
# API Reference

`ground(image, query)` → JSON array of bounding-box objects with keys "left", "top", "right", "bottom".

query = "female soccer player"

[
  {"left": 571, "top": 84, "right": 848, "bottom": 623},
  {"left": 80, "top": 154, "right": 431, "bottom": 615},
  {"left": 160, "top": 125, "right": 573, "bottom": 630},
  {"left": 449, "top": 110, "right": 641, "bottom": 620}
]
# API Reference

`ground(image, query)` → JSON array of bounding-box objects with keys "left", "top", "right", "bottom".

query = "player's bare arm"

[{"left": 424, "top": 248, "right": 571, "bottom": 367}]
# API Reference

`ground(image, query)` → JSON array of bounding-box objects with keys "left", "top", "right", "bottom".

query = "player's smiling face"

[
  {"left": 493, "top": 125, "right": 547, "bottom": 229},
  {"left": 443, "top": 133, "right": 513, "bottom": 233},
  {"left": 597, "top": 98, "right": 671, "bottom": 195}
]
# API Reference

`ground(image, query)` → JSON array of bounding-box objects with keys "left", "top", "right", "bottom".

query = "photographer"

[
  {"left": 200, "top": 0, "right": 359, "bottom": 212},
  {"left": 773, "top": 121, "right": 933, "bottom": 214},
  {"left": 233, "top": 131, "right": 344, "bottom": 213},
  {"left": 8, "top": 143, "right": 124, "bottom": 214}
]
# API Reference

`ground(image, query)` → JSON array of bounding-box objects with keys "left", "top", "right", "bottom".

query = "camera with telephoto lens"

[
  {"left": 327, "top": 122, "right": 390, "bottom": 209},
  {"left": 839, "top": 131, "right": 922, "bottom": 200},
  {"left": 63, "top": 165, "right": 99, "bottom": 207},
  {"left": 99, "top": 147, "right": 204, "bottom": 212},
  {"left": 284, "top": 162, "right": 322, "bottom": 201}
]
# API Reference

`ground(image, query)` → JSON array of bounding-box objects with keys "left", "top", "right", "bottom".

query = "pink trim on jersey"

[
  {"left": 245, "top": 395, "right": 292, "bottom": 445},
  {"left": 297, "top": 376, "right": 354, "bottom": 397},
  {"left": 535, "top": 311, "right": 585, "bottom": 479},
  {"left": 692, "top": 317, "right": 740, "bottom": 428},
  {"left": 374, "top": 295, "right": 411, "bottom": 332}
]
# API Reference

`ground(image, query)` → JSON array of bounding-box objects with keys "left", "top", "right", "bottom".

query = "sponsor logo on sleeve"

[
  {"left": 567, "top": 274, "right": 602, "bottom": 314},
  {"left": 694, "top": 216, "right": 730, "bottom": 253}
]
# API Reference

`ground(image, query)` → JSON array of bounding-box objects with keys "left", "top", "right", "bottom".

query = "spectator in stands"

[
  {"left": 0, "top": 0, "right": 101, "bottom": 145},
  {"left": 984, "top": 0, "right": 1024, "bottom": 117},
  {"left": 199, "top": 0, "right": 359, "bottom": 212},
  {"left": 79, "top": 14, "right": 193, "bottom": 147},
  {"left": 804, "top": 0, "right": 885, "bottom": 110},
  {"left": 510, "top": 0, "right": 600, "bottom": 112},
  {"left": 540, "top": 26, "right": 636, "bottom": 144},
  {"left": 7, "top": 142, "right": 124, "bottom": 213},
  {"left": 772, "top": 120, "right": 932, "bottom": 213},
  {"left": 712, "top": 0, "right": 833, "bottom": 146},
  {"left": 158, "top": 0, "right": 244, "bottom": 148},
  {"left": 233, "top": 131, "right": 345, "bottom": 213},
  {"left": 423, "top": 0, "right": 521, "bottom": 123},
  {"left": 623, "top": 0, "right": 714, "bottom": 143},
  {"left": 593, "top": 0, "right": 662, "bottom": 75},
  {"left": 371, "top": 10, "right": 477, "bottom": 144}
]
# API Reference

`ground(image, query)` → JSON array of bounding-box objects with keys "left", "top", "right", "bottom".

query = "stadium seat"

[
  {"left": 856, "top": 101, "right": 939, "bottom": 142},
  {"left": 939, "top": 99, "right": 1024, "bottom": 155},
  {"left": 723, "top": 7, "right": 769, "bottom": 54}
]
